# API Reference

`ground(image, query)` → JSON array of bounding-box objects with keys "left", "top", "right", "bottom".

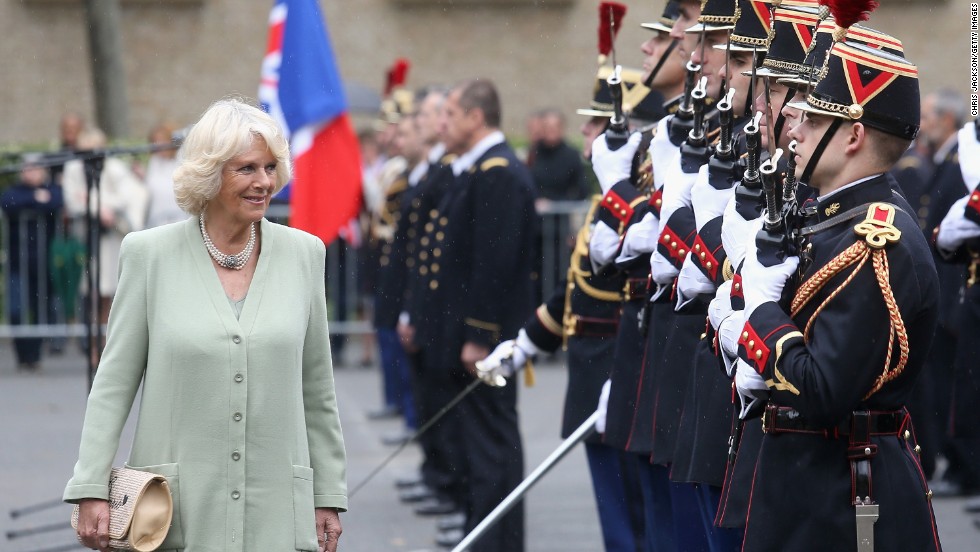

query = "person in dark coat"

[
  {"left": 529, "top": 108, "right": 588, "bottom": 202},
  {"left": 2, "top": 159, "right": 64, "bottom": 370},
  {"left": 734, "top": 43, "right": 941, "bottom": 551},
  {"left": 414, "top": 79, "right": 539, "bottom": 551}
]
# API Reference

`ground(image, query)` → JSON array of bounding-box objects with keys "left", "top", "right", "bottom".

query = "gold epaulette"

[
  {"left": 480, "top": 157, "right": 509, "bottom": 171},
  {"left": 854, "top": 203, "right": 902, "bottom": 249},
  {"left": 440, "top": 153, "right": 458, "bottom": 164}
]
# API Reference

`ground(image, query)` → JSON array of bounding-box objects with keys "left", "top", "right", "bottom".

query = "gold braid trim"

[
  {"left": 789, "top": 239, "right": 911, "bottom": 400},
  {"left": 864, "top": 250, "right": 910, "bottom": 399},
  {"left": 791, "top": 240, "right": 866, "bottom": 316}
]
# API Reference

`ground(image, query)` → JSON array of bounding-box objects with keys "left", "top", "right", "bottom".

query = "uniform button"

[
  {"left": 748, "top": 340, "right": 755, "bottom": 348},
  {"left": 420, "top": 252, "right": 429, "bottom": 261},
  {"left": 234, "top": 373, "right": 244, "bottom": 383},
  {"left": 436, "top": 231, "right": 445, "bottom": 241},
  {"left": 755, "top": 350, "right": 762, "bottom": 359},
  {"left": 232, "top": 490, "right": 241, "bottom": 500},
  {"left": 670, "top": 241, "right": 677, "bottom": 249},
  {"left": 662, "top": 234, "right": 670, "bottom": 242},
  {"left": 431, "top": 264, "right": 440, "bottom": 273},
  {"left": 700, "top": 252, "right": 706, "bottom": 260},
  {"left": 742, "top": 331, "right": 749, "bottom": 340},
  {"left": 439, "top": 217, "right": 448, "bottom": 226},
  {"left": 406, "top": 258, "right": 416, "bottom": 268},
  {"left": 234, "top": 412, "right": 242, "bottom": 421},
  {"left": 433, "top": 248, "right": 442, "bottom": 258},
  {"left": 380, "top": 257, "right": 390, "bottom": 266},
  {"left": 429, "top": 209, "right": 439, "bottom": 218},
  {"left": 695, "top": 244, "right": 701, "bottom": 251},
  {"left": 679, "top": 249, "right": 686, "bottom": 256},
  {"left": 420, "top": 266, "right": 429, "bottom": 276},
  {"left": 425, "top": 222, "right": 435, "bottom": 232},
  {"left": 421, "top": 237, "right": 430, "bottom": 246},
  {"left": 655, "top": 199, "right": 662, "bottom": 207},
  {"left": 429, "top": 281, "right": 439, "bottom": 290},
  {"left": 232, "top": 335, "right": 241, "bottom": 344},
  {"left": 232, "top": 451, "right": 241, "bottom": 461},
  {"left": 706, "top": 262, "right": 713, "bottom": 269}
]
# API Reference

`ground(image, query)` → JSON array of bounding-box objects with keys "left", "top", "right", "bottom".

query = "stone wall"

[{"left": 0, "top": 0, "right": 969, "bottom": 146}]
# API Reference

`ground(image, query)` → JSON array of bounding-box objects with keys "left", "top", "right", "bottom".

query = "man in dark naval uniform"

[
  {"left": 734, "top": 41, "right": 942, "bottom": 551},
  {"left": 415, "top": 78, "right": 539, "bottom": 551}
]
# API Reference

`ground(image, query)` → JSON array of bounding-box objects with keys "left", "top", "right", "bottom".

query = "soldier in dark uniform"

[
  {"left": 476, "top": 48, "right": 675, "bottom": 552},
  {"left": 667, "top": 3, "right": 773, "bottom": 550},
  {"left": 587, "top": 1, "right": 708, "bottom": 549},
  {"left": 733, "top": 41, "right": 942, "bottom": 551},
  {"left": 395, "top": 89, "right": 473, "bottom": 530},
  {"left": 934, "top": 119, "right": 980, "bottom": 513},
  {"left": 416, "top": 79, "right": 538, "bottom": 551},
  {"left": 914, "top": 89, "right": 974, "bottom": 495},
  {"left": 714, "top": 11, "right": 908, "bottom": 534}
]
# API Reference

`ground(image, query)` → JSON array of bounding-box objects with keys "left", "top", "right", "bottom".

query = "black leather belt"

[
  {"left": 570, "top": 315, "right": 620, "bottom": 337},
  {"left": 624, "top": 277, "right": 649, "bottom": 302},
  {"left": 761, "top": 404, "right": 907, "bottom": 439}
]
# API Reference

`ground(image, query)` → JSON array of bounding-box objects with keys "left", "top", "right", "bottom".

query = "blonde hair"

[{"left": 173, "top": 98, "right": 292, "bottom": 215}]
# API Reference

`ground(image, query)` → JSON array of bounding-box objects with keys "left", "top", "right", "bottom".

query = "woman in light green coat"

[{"left": 65, "top": 99, "right": 347, "bottom": 552}]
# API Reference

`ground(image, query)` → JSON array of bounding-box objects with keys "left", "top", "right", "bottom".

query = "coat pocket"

[
  {"left": 124, "top": 462, "right": 185, "bottom": 550},
  {"left": 292, "top": 465, "right": 318, "bottom": 551}
]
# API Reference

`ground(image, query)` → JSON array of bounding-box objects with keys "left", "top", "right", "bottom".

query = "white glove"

[
  {"left": 475, "top": 329, "right": 540, "bottom": 387},
  {"left": 676, "top": 254, "right": 714, "bottom": 309},
  {"left": 721, "top": 194, "right": 759, "bottom": 271},
  {"left": 595, "top": 379, "right": 612, "bottom": 433},
  {"left": 691, "top": 164, "right": 736, "bottom": 230},
  {"left": 936, "top": 194, "right": 980, "bottom": 253},
  {"left": 649, "top": 118, "right": 677, "bottom": 191},
  {"left": 734, "top": 358, "right": 769, "bottom": 420},
  {"left": 617, "top": 212, "right": 660, "bottom": 264},
  {"left": 958, "top": 123, "right": 980, "bottom": 192},
  {"left": 591, "top": 132, "right": 643, "bottom": 194},
  {"left": 590, "top": 221, "right": 622, "bottom": 273},
  {"left": 708, "top": 281, "right": 744, "bottom": 376},
  {"left": 740, "top": 218, "right": 800, "bottom": 317}
]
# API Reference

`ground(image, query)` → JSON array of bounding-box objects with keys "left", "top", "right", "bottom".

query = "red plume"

[
  {"left": 597, "top": 2, "right": 628, "bottom": 57},
  {"left": 384, "top": 58, "right": 410, "bottom": 96},
  {"left": 821, "top": 0, "right": 878, "bottom": 32}
]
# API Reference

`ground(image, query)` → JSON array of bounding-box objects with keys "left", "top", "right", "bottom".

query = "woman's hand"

[
  {"left": 316, "top": 507, "right": 342, "bottom": 552},
  {"left": 76, "top": 498, "right": 111, "bottom": 551}
]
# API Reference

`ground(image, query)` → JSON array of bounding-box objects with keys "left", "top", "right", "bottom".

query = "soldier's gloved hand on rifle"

[
  {"left": 595, "top": 379, "right": 612, "bottom": 434},
  {"left": 708, "top": 280, "right": 743, "bottom": 377},
  {"left": 591, "top": 132, "right": 643, "bottom": 194},
  {"left": 740, "top": 218, "right": 800, "bottom": 317},
  {"left": 721, "top": 194, "right": 759, "bottom": 270},
  {"left": 734, "top": 358, "right": 769, "bottom": 420},
  {"left": 936, "top": 193, "right": 980, "bottom": 254},
  {"left": 475, "top": 329, "right": 541, "bottom": 387}
]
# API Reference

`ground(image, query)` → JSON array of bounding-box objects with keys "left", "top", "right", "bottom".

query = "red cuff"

[
  {"left": 731, "top": 273, "right": 744, "bottom": 299},
  {"left": 649, "top": 189, "right": 664, "bottom": 217},
  {"left": 692, "top": 234, "right": 721, "bottom": 281},
  {"left": 738, "top": 320, "right": 771, "bottom": 374},
  {"left": 602, "top": 190, "right": 635, "bottom": 225},
  {"left": 660, "top": 225, "right": 690, "bottom": 264}
]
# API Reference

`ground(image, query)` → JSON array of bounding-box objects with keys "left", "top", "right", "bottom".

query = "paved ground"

[{"left": 0, "top": 339, "right": 977, "bottom": 551}]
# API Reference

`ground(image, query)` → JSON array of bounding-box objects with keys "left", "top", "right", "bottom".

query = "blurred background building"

[{"left": 0, "top": 0, "right": 968, "bottom": 145}]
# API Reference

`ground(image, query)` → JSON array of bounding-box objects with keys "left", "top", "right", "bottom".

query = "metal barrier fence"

[{"left": 0, "top": 200, "right": 590, "bottom": 340}]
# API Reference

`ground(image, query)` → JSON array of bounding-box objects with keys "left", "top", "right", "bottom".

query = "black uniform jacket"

[
  {"left": 738, "top": 174, "right": 942, "bottom": 551},
  {"left": 418, "top": 141, "right": 540, "bottom": 374}
]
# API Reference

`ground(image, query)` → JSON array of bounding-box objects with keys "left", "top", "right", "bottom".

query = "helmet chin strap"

[
  {"left": 799, "top": 117, "right": 843, "bottom": 186},
  {"left": 772, "top": 87, "right": 796, "bottom": 147}
]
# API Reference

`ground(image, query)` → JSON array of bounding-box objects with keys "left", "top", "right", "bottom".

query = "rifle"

[
  {"left": 707, "top": 88, "right": 739, "bottom": 190},
  {"left": 734, "top": 111, "right": 765, "bottom": 220},
  {"left": 604, "top": 65, "right": 631, "bottom": 150},
  {"left": 756, "top": 148, "right": 801, "bottom": 267},
  {"left": 678, "top": 76, "right": 711, "bottom": 173},
  {"left": 669, "top": 61, "right": 702, "bottom": 145}
]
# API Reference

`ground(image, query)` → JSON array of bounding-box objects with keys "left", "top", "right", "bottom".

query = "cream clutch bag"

[{"left": 71, "top": 467, "right": 173, "bottom": 551}]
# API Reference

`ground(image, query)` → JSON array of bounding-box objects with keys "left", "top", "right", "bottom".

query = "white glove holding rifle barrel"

[
  {"left": 475, "top": 329, "right": 542, "bottom": 387},
  {"left": 591, "top": 132, "right": 642, "bottom": 194}
]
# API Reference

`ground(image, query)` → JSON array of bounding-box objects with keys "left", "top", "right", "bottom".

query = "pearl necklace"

[{"left": 199, "top": 214, "right": 256, "bottom": 270}]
